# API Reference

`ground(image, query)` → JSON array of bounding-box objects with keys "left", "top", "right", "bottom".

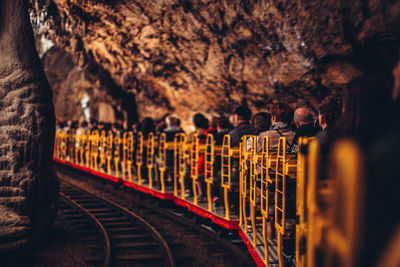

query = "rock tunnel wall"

[
  {"left": 41, "top": 47, "right": 137, "bottom": 124},
  {"left": 30, "top": 0, "right": 400, "bottom": 128},
  {"left": 0, "top": 0, "right": 58, "bottom": 251}
]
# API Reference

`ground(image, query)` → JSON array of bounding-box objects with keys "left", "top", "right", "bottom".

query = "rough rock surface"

[
  {"left": 30, "top": 0, "right": 400, "bottom": 128},
  {"left": 0, "top": 0, "right": 58, "bottom": 251},
  {"left": 42, "top": 47, "right": 124, "bottom": 123}
]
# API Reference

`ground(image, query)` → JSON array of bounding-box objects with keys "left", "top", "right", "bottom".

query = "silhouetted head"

[
  {"left": 318, "top": 94, "right": 343, "bottom": 130},
  {"left": 252, "top": 112, "right": 271, "bottom": 134},
  {"left": 294, "top": 107, "right": 313, "bottom": 128},
  {"left": 232, "top": 106, "right": 252, "bottom": 126},
  {"left": 193, "top": 113, "right": 209, "bottom": 130},
  {"left": 270, "top": 103, "right": 293, "bottom": 124}
]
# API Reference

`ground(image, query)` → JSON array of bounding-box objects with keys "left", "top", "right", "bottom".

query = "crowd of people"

[
  {"left": 57, "top": 91, "right": 347, "bottom": 214},
  {"left": 57, "top": 71, "right": 400, "bottom": 266}
]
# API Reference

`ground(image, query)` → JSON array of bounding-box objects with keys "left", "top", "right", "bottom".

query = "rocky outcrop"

[
  {"left": 42, "top": 47, "right": 137, "bottom": 124},
  {"left": 0, "top": 0, "right": 58, "bottom": 251},
  {"left": 30, "top": 0, "right": 400, "bottom": 128}
]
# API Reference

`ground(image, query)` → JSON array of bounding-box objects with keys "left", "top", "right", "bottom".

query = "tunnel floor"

[{"left": 2, "top": 212, "right": 87, "bottom": 266}]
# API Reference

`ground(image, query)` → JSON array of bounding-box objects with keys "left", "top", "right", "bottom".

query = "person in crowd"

[
  {"left": 257, "top": 102, "right": 295, "bottom": 151},
  {"left": 289, "top": 107, "right": 320, "bottom": 153},
  {"left": 215, "top": 116, "right": 233, "bottom": 144},
  {"left": 89, "top": 119, "right": 98, "bottom": 130},
  {"left": 229, "top": 106, "right": 253, "bottom": 147},
  {"left": 252, "top": 112, "right": 271, "bottom": 135},
  {"left": 140, "top": 117, "right": 155, "bottom": 138},
  {"left": 163, "top": 114, "right": 184, "bottom": 185},
  {"left": 212, "top": 115, "right": 233, "bottom": 207},
  {"left": 192, "top": 113, "right": 213, "bottom": 202},
  {"left": 111, "top": 122, "right": 122, "bottom": 134},
  {"left": 131, "top": 122, "right": 139, "bottom": 135},
  {"left": 155, "top": 113, "right": 171, "bottom": 136},
  {"left": 97, "top": 121, "right": 105, "bottom": 131},
  {"left": 315, "top": 94, "right": 343, "bottom": 147},
  {"left": 228, "top": 106, "right": 253, "bottom": 214},
  {"left": 164, "top": 115, "right": 184, "bottom": 140},
  {"left": 121, "top": 119, "right": 130, "bottom": 133}
]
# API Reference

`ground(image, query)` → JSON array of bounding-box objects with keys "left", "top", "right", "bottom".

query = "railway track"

[
  {"left": 59, "top": 178, "right": 175, "bottom": 267},
  {"left": 56, "top": 163, "right": 255, "bottom": 266}
]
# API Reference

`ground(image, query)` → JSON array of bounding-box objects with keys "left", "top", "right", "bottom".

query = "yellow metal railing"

[
  {"left": 121, "top": 132, "right": 128, "bottom": 180},
  {"left": 260, "top": 136, "right": 273, "bottom": 265},
  {"left": 91, "top": 130, "right": 99, "bottom": 171},
  {"left": 173, "top": 133, "right": 185, "bottom": 197},
  {"left": 54, "top": 128, "right": 368, "bottom": 267},
  {"left": 99, "top": 130, "right": 106, "bottom": 172},
  {"left": 296, "top": 137, "right": 310, "bottom": 267},
  {"left": 113, "top": 131, "right": 121, "bottom": 178},
  {"left": 106, "top": 130, "right": 113, "bottom": 175},
  {"left": 204, "top": 134, "right": 214, "bottom": 212},
  {"left": 126, "top": 131, "right": 134, "bottom": 182},
  {"left": 190, "top": 134, "right": 199, "bottom": 205},
  {"left": 85, "top": 130, "right": 91, "bottom": 168},
  {"left": 158, "top": 133, "right": 167, "bottom": 193},
  {"left": 146, "top": 132, "right": 155, "bottom": 189},
  {"left": 136, "top": 132, "right": 143, "bottom": 185},
  {"left": 319, "top": 140, "right": 364, "bottom": 267}
]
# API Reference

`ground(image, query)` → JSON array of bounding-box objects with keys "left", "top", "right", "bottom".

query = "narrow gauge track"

[
  {"left": 56, "top": 163, "right": 255, "bottom": 266},
  {"left": 59, "top": 178, "right": 175, "bottom": 267}
]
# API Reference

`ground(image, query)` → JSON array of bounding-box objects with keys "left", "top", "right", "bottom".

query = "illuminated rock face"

[
  {"left": 31, "top": 0, "right": 400, "bottom": 128},
  {"left": 0, "top": 0, "right": 58, "bottom": 251},
  {"left": 42, "top": 47, "right": 136, "bottom": 124}
]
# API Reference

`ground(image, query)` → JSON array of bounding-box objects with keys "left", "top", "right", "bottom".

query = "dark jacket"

[
  {"left": 228, "top": 122, "right": 253, "bottom": 147},
  {"left": 294, "top": 123, "right": 320, "bottom": 140},
  {"left": 289, "top": 123, "right": 320, "bottom": 153},
  {"left": 228, "top": 122, "right": 253, "bottom": 183},
  {"left": 163, "top": 126, "right": 184, "bottom": 168}
]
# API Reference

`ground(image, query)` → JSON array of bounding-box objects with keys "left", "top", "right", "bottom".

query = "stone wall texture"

[
  {"left": 0, "top": 0, "right": 58, "bottom": 251},
  {"left": 30, "top": 0, "right": 400, "bottom": 128}
]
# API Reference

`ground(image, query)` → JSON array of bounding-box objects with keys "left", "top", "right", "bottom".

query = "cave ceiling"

[{"left": 30, "top": 0, "right": 400, "bottom": 125}]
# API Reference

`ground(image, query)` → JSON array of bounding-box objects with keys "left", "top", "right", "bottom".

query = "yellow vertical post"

[
  {"left": 324, "top": 141, "right": 365, "bottom": 267},
  {"left": 136, "top": 132, "right": 143, "bottom": 185},
  {"left": 296, "top": 137, "right": 309, "bottom": 267},
  {"left": 179, "top": 135, "right": 187, "bottom": 200},
  {"left": 146, "top": 132, "right": 155, "bottom": 189},
  {"left": 121, "top": 132, "right": 128, "bottom": 180},
  {"left": 306, "top": 139, "right": 320, "bottom": 267},
  {"left": 249, "top": 136, "right": 257, "bottom": 247},
  {"left": 79, "top": 133, "right": 86, "bottom": 166},
  {"left": 91, "top": 130, "right": 99, "bottom": 171},
  {"left": 69, "top": 133, "right": 74, "bottom": 163},
  {"left": 85, "top": 130, "right": 91, "bottom": 168},
  {"left": 275, "top": 137, "right": 287, "bottom": 267},
  {"left": 173, "top": 133, "right": 185, "bottom": 197},
  {"left": 114, "top": 131, "right": 121, "bottom": 177},
  {"left": 67, "top": 132, "right": 74, "bottom": 163},
  {"left": 99, "top": 130, "right": 106, "bottom": 172},
  {"left": 190, "top": 134, "right": 199, "bottom": 205},
  {"left": 61, "top": 132, "right": 65, "bottom": 159},
  {"left": 74, "top": 133, "right": 80, "bottom": 164},
  {"left": 240, "top": 135, "right": 252, "bottom": 233},
  {"left": 158, "top": 133, "right": 167, "bottom": 193},
  {"left": 221, "top": 134, "right": 231, "bottom": 220},
  {"left": 106, "top": 130, "right": 113, "bottom": 175},
  {"left": 260, "top": 136, "right": 271, "bottom": 265},
  {"left": 204, "top": 134, "right": 215, "bottom": 212},
  {"left": 126, "top": 131, "right": 134, "bottom": 182}
]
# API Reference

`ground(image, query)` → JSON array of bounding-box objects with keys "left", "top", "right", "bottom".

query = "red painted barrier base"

[
  {"left": 173, "top": 198, "right": 239, "bottom": 230},
  {"left": 238, "top": 228, "right": 266, "bottom": 267}
]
